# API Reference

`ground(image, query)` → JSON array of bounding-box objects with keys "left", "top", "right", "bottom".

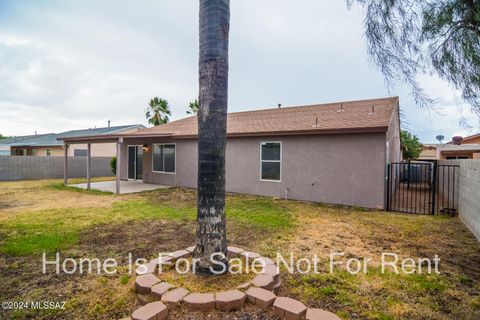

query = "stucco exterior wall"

[
  {"left": 67, "top": 143, "right": 117, "bottom": 157},
  {"left": 386, "top": 107, "right": 402, "bottom": 164},
  {"left": 10, "top": 143, "right": 118, "bottom": 157},
  {"left": 127, "top": 133, "right": 387, "bottom": 208},
  {"left": 11, "top": 146, "right": 63, "bottom": 156}
]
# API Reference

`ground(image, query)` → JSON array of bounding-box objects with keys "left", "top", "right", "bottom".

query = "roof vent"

[
  {"left": 108, "top": 120, "right": 111, "bottom": 129},
  {"left": 314, "top": 117, "right": 320, "bottom": 127},
  {"left": 337, "top": 104, "right": 344, "bottom": 113},
  {"left": 368, "top": 106, "right": 376, "bottom": 115}
]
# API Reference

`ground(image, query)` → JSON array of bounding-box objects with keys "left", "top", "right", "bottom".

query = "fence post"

[
  {"left": 86, "top": 143, "right": 91, "bottom": 189},
  {"left": 63, "top": 144, "right": 68, "bottom": 185},
  {"left": 431, "top": 163, "right": 437, "bottom": 215},
  {"left": 386, "top": 164, "right": 391, "bottom": 211}
]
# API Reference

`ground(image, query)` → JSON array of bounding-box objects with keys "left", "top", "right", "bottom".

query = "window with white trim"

[
  {"left": 153, "top": 144, "right": 176, "bottom": 173},
  {"left": 260, "top": 142, "right": 281, "bottom": 181}
]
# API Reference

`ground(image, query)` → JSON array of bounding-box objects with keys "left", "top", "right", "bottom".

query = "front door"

[{"left": 128, "top": 146, "right": 143, "bottom": 180}]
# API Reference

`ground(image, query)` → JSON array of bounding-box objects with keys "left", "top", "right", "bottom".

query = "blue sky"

[{"left": 0, "top": 0, "right": 477, "bottom": 143}]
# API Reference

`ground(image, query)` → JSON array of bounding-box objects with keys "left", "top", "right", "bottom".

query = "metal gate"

[{"left": 386, "top": 162, "right": 459, "bottom": 215}]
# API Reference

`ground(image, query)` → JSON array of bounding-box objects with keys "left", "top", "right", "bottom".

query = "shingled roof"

[
  {"left": 63, "top": 97, "right": 399, "bottom": 142},
  {"left": 136, "top": 97, "right": 397, "bottom": 137}
]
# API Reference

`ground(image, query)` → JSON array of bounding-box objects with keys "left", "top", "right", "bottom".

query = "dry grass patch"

[{"left": 158, "top": 260, "right": 256, "bottom": 293}]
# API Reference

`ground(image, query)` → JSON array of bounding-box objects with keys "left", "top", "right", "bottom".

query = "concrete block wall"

[
  {"left": 0, "top": 156, "right": 114, "bottom": 181},
  {"left": 439, "top": 160, "right": 480, "bottom": 241}
]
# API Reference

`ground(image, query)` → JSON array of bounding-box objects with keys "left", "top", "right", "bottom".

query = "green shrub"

[{"left": 110, "top": 157, "right": 117, "bottom": 174}]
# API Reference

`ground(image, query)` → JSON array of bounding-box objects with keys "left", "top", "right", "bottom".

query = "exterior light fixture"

[{"left": 142, "top": 144, "right": 150, "bottom": 152}]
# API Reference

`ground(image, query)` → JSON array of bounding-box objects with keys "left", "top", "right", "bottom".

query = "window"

[
  {"left": 153, "top": 144, "right": 176, "bottom": 173},
  {"left": 46, "top": 149, "right": 51, "bottom": 156},
  {"left": 260, "top": 142, "right": 281, "bottom": 181},
  {"left": 74, "top": 149, "right": 87, "bottom": 156}
]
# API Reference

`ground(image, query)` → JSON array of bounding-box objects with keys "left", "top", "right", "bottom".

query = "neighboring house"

[
  {"left": 63, "top": 97, "right": 401, "bottom": 209},
  {"left": 0, "top": 146, "right": 9, "bottom": 156},
  {"left": 6, "top": 125, "right": 144, "bottom": 157},
  {"left": 417, "top": 133, "right": 480, "bottom": 160},
  {"left": 448, "top": 132, "right": 480, "bottom": 145},
  {"left": 418, "top": 144, "right": 438, "bottom": 161},
  {"left": 436, "top": 144, "right": 480, "bottom": 159},
  {"left": 0, "top": 134, "right": 52, "bottom": 156},
  {"left": 0, "top": 141, "right": 11, "bottom": 155}
]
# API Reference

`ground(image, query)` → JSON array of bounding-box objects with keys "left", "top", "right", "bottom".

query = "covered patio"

[
  {"left": 70, "top": 180, "right": 169, "bottom": 194},
  {"left": 60, "top": 131, "right": 171, "bottom": 194}
]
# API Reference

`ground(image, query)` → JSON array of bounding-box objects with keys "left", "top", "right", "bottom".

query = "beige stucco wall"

[
  {"left": 67, "top": 143, "right": 117, "bottom": 157},
  {"left": 418, "top": 145, "right": 437, "bottom": 160},
  {"left": 123, "top": 133, "right": 388, "bottom": 209},
  {"left": 386, "top": 107, "right": 402, "bottom": 164},
  {"left": 11, "top": 143, "right": 117, "bottom": 157},
  {"left": 11, "top": 146, "right": 63, "bottom": 156}
]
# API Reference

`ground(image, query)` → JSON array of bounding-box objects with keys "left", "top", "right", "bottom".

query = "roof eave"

[
  {"left": 60, "top": 133, "right": 173, "bottom": 143},
  {"left": 168, "top": 126, "right": 389, "bottom": 139}
]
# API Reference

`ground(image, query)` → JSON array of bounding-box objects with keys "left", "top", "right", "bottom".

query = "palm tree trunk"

[{"left": 194, "top": 0, "right": 230, "bottom": 275}]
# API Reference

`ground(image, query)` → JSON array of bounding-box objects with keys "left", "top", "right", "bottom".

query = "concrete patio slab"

[{"left": 70, "top": 180, "right": 170, "bottom": 194}]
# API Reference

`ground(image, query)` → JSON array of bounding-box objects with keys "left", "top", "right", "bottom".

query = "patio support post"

[
  {"left": 63, "top": 144, "right": 68, "bottom": 185},
  {"left": 116, "top": 138, "right": 122, "bottom": 194},
  {"left": 86, "top": 143, "right": 91, "bottom": 189}
]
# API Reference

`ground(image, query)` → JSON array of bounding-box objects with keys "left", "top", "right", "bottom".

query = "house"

[
  {"left": 417, "top": 144, "right": 438, "bottom": 161},
  {"left": 449, "top": 132, "right": 480, "bottom": 145},
  {"left": 436, "top": 144, "right": 480, "bottom": 159},
  {"left": 62, "top": 97, "right": 401, "bottom": 209},
  {"left": 0, "top": 134, "right": 51, "bottom": 156},
  {"left": 6, "top": 124, "right": 144, "bottom": 157},
  {"left": 417, "top": 133, "right": 480, "bottom": 160},
  {"left": 441, "top": 133, "right": 480, "bottom": 159}
]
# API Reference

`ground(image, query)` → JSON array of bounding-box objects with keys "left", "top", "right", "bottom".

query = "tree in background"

[
  {"left": 401, "top": 130, "right": 423, "bottom": 160},
  {"left": 145, "top": 97, "right": 171, "bottom": 126},
  {"left": 194, "top": 0, "right": 230, "bottom": 275},
  {"left": 348, "top": 0, "right": 480, "bottom": 115},
  {"left": 187, "top": 99, "right": 200, "bottom": 115},
  {"left": 0, "top": 134, "right": 10, "bottom": 140}
]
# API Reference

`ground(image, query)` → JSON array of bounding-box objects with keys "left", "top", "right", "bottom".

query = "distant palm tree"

[
  {"left": 145, "top": 97, "right": 171, "bottom": 126},
  {"left": 187, "top": 99, "right": 199, "bottom": 115}
]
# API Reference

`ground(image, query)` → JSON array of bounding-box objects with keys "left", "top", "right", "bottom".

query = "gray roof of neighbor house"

[
  {"left": 7, "top": 125, "right": 144, "bottom": 147},
  {"left": 0, "top": 134, "right": 52, "bottom": 145}
]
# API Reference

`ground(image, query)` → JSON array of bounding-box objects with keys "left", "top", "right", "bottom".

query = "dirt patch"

[
  {"left": 169, "top": 305, "right": 279, "bottom": 320},
  {"left": 0, "top": 200, "right": 18, "bottom": 209}
]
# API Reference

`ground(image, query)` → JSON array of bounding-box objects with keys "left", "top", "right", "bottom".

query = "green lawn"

[{"left": 0, "top": 179, "right": 479, "bottom": 320}]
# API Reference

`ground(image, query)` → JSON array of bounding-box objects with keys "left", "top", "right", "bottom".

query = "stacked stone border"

[{"left": 126, "top": 246, "right": 340, "bottom": 320}]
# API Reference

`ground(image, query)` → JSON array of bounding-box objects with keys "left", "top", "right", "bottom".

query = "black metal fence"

[{"left": 386, "top": 162, "right": 459, "bottom": 215}]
